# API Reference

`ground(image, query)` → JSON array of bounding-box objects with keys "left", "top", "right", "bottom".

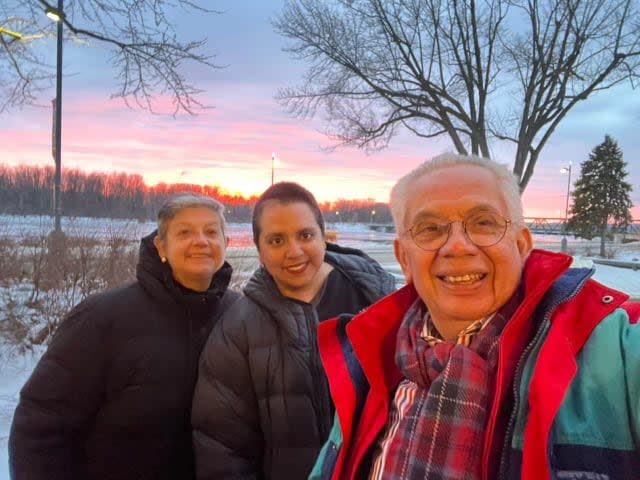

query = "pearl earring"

[{"left": 161, "top": 256, "right": 167, "bottom": 263}]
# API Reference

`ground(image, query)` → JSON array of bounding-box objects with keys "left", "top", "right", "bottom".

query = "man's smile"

[{"left": 439, "top": 272, "right": 486, "bottom": 284}]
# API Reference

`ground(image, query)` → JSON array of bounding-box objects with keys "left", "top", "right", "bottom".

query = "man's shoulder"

[
  {"left": 577, "top": 277, "right": 632, "bottom": 312},
  {"left": 324, "top": 285, "right": 416, "bottom": 331},
  {"left": 563, "top": 278, "right": 640, "bottom": 350},
  {"left": 622, "top": 301, "right": 640, "bottom": 323},
  {"left": 318, "top": 286, "right": 417, "bottom": 373}
]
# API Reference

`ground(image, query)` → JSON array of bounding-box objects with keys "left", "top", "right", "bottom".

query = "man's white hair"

[{"left": 389, "top": 152, "right": 524, "bottom": 233}]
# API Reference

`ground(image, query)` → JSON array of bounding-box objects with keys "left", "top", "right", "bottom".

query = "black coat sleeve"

[
  {"left": 191, "top": 300, "right": 264, "bottom": 480},
  {"left": 9, "top": 296, "right": 109, "bottom": 480}
]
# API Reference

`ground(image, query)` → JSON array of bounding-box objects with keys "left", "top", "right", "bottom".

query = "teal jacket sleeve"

[
  {"left": 622, "top": 310, "right": 640, "bottom": 443},
  {"left": 309, "top": 413, "right": 343, "bottom": 480}
]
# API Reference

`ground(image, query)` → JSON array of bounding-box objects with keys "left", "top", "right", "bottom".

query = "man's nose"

[{"left": 439, "top": 221, "right": 476, "bottom": 252}]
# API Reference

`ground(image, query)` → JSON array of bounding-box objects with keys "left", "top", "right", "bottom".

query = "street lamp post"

[
  {"left": 47, "top": 0, "right": 64, "bottom": 233},
  {"left": 370, "top": 209, "right": 375, "bottom": 224},
  {"left": 560, "top": 163, "right": 572, "bottom": 252},
  {"left": 271, "top": 152, "right": 276, "bottom": 186}
]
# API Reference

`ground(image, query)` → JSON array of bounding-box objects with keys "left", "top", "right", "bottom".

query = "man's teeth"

[{"left": 443, "top": 273, "right": 484, "bottom": 283}]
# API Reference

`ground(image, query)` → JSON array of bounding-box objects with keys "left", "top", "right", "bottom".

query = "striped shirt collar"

[{"left": 420, "top": 311, "right": 496, "bottom": 347}]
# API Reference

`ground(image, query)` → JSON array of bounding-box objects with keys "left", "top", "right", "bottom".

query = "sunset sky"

[{"left": 2, "top": 0, "right": 639, "bottom": 219}]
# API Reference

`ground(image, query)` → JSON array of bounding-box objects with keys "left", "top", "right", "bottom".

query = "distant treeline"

[{"left": 0, "top": 164, "right": 392, "bottom": 224}]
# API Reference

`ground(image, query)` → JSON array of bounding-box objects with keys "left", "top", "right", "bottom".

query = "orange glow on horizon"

[{"left": 4, "top": 91, "right": 639, "bottom": 220}]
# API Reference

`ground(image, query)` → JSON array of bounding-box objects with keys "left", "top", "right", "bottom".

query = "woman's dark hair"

[{"left": 251, "top": 182, "right": 325, "bottom": 247}]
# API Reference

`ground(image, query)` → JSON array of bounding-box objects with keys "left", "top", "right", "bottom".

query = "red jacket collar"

[
  {"left": 320, "top": 249, "right": 575, "bottom": 397},
  {"left": 318, "top": 249, "right": 630, "bottom": 480}
]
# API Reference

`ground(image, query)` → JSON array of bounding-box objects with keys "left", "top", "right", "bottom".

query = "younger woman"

[{"left": 192, "top": 182, "right": 396, "bottom": 479}]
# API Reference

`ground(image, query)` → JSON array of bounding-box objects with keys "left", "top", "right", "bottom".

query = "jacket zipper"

[
  {"left": 496, "top": 314, "right": 550, "bottom": 480},
  {"left": 307, "top": 308, "right": 330, "bottom": 439},
  {"left": 496, "top": 274, "right": 589, "bottom": 480},
  {"left": 186, "top": 310, "right": 195, "bottom": 406}
]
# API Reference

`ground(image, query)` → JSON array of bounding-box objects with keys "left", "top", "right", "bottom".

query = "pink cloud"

[{"left": 5, "top": 88, "right": 639, "bottom": 218}]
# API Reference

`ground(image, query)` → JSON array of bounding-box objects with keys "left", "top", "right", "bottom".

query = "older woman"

[
  {"left": 191, "top": 182, "right": 396, "bottom": 480},
  {"left": 9, "top": 193, "right": 239, "bottom": 480}
]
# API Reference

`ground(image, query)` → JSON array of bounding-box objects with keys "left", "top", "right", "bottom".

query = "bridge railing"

[
  {"left": 367, "top": 219, "right": 640, "bottom": 237},
  {"left": 523, "top": 218, "right": 640, "bottom": 236}
]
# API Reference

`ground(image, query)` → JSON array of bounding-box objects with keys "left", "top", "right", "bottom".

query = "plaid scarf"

[{"left": 380, "top": 296, "right": 517, "bottom": 480}]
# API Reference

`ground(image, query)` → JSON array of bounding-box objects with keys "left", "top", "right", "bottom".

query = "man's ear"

[
  {"left": 152, "top": 235, "right": 165, "bottom": 258},
  {"left": 515, "top": 226, "right": 533, "bottom": 260},
  {"left": 394, "top": 238, "right": 413, "bottom": 285}
]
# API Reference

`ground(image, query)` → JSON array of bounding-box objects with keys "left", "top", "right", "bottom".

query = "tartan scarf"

[{"left": 381, "top": 296, "right": 518, "bottom": 480}]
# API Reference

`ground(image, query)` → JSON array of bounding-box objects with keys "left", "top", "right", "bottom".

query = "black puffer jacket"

[
  {"left": 191, "top": 243, "right": 396, "bottom": 479},
  {"left": 9, "top": 231, "right": 239, "bottom": 480}
]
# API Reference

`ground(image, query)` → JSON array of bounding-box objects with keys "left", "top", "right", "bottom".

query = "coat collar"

[{"left": 326, "top": 249, "right": 576, "bottom": 394}]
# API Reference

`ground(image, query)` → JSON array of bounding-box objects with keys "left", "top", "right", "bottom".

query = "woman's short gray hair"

[
  {"left": 156, "top": 193, "right": 226, "bottom": 240},
  {"left": 390, "top": 152, "right": 524, "bottom": 232}
]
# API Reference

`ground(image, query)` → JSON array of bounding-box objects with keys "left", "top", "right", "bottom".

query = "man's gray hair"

[
  {"left": 389, "top": 152, "right": 524, "bottom": 232},
  {"left": 157, "top": 192, "right": 226, "bottom": 240}
]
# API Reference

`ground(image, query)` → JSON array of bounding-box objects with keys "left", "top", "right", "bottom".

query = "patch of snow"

[{"left": 0, "top": 347, "right": 45, "bottom": 480}]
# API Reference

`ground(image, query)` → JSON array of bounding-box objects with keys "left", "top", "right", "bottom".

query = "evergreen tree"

[{"left": 568, "top": 135, "right": 633, "bottom": 257}]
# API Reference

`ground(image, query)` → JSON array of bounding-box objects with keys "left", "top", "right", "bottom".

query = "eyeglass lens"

[{"left": 410, "top": 211, "right": 509, "bottom": 250}]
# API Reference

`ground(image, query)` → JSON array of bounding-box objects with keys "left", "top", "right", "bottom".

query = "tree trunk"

[{"left": 600, "top": 223, "right": 607, "bottom": 258}]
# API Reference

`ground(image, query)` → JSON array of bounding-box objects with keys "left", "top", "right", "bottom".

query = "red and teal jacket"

[{"left": 311, "top": 249, "right": 640, "bottom": 480}]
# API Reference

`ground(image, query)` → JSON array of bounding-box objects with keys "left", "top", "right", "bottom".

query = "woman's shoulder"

[
  {"left": 88, "top": 281, "right": 148, "bottom": 314},
  {"left": 217, "top": 288, "right": 241, "bottom": 312},
  {"left": 205, "top": 294, "right": 276, "bottom": 353},
  {"left": 48, "top": 282, "right": 140, "bottom": 344},
  {"left": 326, "top": 245, "right": 395, "bottom": 294},
  {"left": 218, "top": 293, "right": 268, "bottom": 327},
  {"left": 326, "top": 243, "right": 382, "bottom": 272}
]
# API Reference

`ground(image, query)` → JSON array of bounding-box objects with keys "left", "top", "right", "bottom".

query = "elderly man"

[{"left": 311, "top": 153, "right": 639, "bottom": 480}]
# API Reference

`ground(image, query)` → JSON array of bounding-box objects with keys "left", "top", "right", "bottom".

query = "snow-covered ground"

[
  {"left": 0, "top": 348, "right": 45, "bottom": 479},
  {"left": 585, "top": 256, "right": 640, "bottom": 296},
  {"left": 1, "top": 216, "right": 639, "bottom": 479}
]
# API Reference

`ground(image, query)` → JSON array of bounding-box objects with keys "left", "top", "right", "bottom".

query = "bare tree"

[
  {"left": 274, "top": 0, "right": 640, "bottom": 190},
  {"left": 0, "top": 0, "right": 222, "bottom": 115}
]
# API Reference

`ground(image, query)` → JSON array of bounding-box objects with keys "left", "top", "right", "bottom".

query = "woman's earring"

[{"left": 161, "top": 256, "right": 167, "bottom": 263}]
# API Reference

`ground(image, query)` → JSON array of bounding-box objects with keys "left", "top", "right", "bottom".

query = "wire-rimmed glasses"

[{"left": 404, "top": 211, "right": 511, "bottom": 251}]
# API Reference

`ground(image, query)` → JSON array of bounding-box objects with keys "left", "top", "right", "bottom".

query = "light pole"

[
  {"left": 46, "top": 0, "right": 64, "bottom": 233},
  {"left": 370, "top": 209, "right": 375, "bottom": 224},
  {"left": 560, "top": 163, "right": 572, "bottom": 252},
  {"left": 271, "top": 152, "right": 279, "bottom": 186}
]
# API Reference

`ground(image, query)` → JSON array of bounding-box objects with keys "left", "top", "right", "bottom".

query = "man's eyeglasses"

[{"left": 404, "top": 211, "right": 511, "bottom": 251}]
